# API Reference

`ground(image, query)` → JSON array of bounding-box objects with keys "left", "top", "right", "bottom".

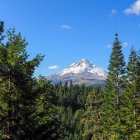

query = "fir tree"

[
  {"left": 101, "top": 33, "right": 126, "bottom": 138},
  {"left": 120, "top": 47, "right": 138, "bottom": 139}
]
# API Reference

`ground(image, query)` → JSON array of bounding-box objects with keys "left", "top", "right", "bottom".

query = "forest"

[{"left": 0, "top": 21, "right": 140, "bottom": 140}]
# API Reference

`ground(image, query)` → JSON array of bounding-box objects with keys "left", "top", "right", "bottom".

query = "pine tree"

[
  {"left": 0, "top": 27, "right": 44, "bottom": 139},
  {"left": 101, "top": 33, "right": 126, "bottom": 138}
]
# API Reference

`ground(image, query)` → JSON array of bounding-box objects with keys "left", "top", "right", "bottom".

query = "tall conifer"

[
  {"left": 101, "top": 33, "right": 125, "bottom": 138},
  {"left": 120, "top": 47, "right": 138, "bottom": 139},
  {"left": 133, "top": 50, "right": 140, "bottom": 138}
]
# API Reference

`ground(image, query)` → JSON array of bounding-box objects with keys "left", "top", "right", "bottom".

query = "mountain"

[{"left": 47, "top": 59, "right": 107, "bottom": 87}]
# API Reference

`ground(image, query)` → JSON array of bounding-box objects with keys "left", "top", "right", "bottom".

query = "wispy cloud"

[
  {"left": 106, "top": 44, "right": 112, "bottom": 48},
  {"left": 48, "top": 65, "right": 60, "bottom": 70},
  {"left": 124, "top": 0, "right": 140, "bottom": 15},
  {"left": 110, "top": 9, "right": 117, "bottom": 16},
  {"left": 123, "top": 42, "right": 128, "bottom": 48},
  {"left": 111, "top": 9, "right": 117, "bottom": 14},
  {"left": 111, "top": 9, "right": 117, "bottom": 15},
  {"left": 61, "top": 25, "right": 71, "bottom": 29}
]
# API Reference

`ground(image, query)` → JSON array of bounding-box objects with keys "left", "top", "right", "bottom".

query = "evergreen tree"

[
  {"left": 54, "top": 82, "right": 93, "bottom": 140},
  {"left": 73, "top": 109, "right": 85, "bottom": 140},
  {"left": 32, "top": 76, "right": 61, "bottom": 140},
  {"left": 101, "top": 33, "right": 126, "bottom": 138},
  {"left": 132, "top": 49, "right": 140, "bottom": 138},
  {"left": 119, "top": 47, "right": 138, "bottom": 139},
  {"left": 82, "top": 88, "right": 103, "bottom": 140},
  {"left": 0, "top": 27, "right": 44, "bottom": 139}
]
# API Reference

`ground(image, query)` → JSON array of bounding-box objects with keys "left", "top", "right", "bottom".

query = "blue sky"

[{"left": 0, "top": 0, "right": 140, "bottom": 76}]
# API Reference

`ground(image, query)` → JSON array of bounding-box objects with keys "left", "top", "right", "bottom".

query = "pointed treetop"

[
  {"left": 114, "top": 33, "right": 119, "bottom": 43},
  {"left": 115, "top": 33, "right": 118, "bottom": 40},
  {"left": 115, "top": 33, "right": 118, "bottom": 36}
]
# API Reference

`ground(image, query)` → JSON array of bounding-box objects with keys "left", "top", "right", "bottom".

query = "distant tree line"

[{"left": 0, "top": 22, "right": 140, "bottom": 140}]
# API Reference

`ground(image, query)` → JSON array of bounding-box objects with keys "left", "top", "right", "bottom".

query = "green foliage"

[
  {"left": 101, "top": 34, "right": 126, "bottom": 138},
  {"left": 0, "top": 25, "right": 60, "bottom": 139},
  {"left": 119, "top": 47, "right": 138, "bottom": 139},
  {"left": 82, "top": 88, "right": 103, "bottom": 139},
  {"left": 54, "top": 82, "right": 93, "bottom": 140},
  {"left": 82, "top": 36, "right": 140, "bottom": 140},
  {"left": 132, "top": 49, "right": 140, "bottom": 139},
  {"left": 0, "top": 21, "right": 4, "bottom": 43},
  {"left": 31, "top": 76, "right": 61, "bottom": 139},
  {"left": 0, "top": 23, "right": 139, "bottom": 140}
]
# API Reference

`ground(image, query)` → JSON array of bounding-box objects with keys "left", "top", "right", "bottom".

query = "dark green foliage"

[
  {"left": 0, "top": 27, "right": 43, "bottom": 139},
  {"left": 118, "top": 47, "right": 140, "bottom": 139},
  {"left": 31, "top": 76, "right": 61, "bottom": 140},
  {"left": 0, "top": 26, "right": 61, "bottom": 139},
  {"left": 54, "top": 82, "right": 93, "bottom": 140},
  {"left": 0, "top": 21, "right": 4, "bottom": 43},
  {"left": 55, "top": 82, "right": 93, "bottom": 111},
  {"left": 119, "top": 47, "right": 138, "bottom": 139},
  {"left": 132, "top": 49, "right": 140, "bottom": 138},
  {"left": 0, "top": 23, "right": 139, "bottom": 140},
  {"left": 83, "top": 36, "right": 139, "bottom": 139},
  {"left": 0, "top": 24, "right": 93, "bottom": 140},
  {"left": 82, "top": 87, "right": 103, "bottom": 139},
  {"left": 101, "top": 33, "right": 126, "bottom": 138}
]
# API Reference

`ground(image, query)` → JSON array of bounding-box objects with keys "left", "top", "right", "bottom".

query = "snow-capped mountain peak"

[
  {"left": 47, "top": 59, "right": 107, "bottom": 86},
  {"left": 58, "top": 59, "right": 107, "bottom": 78}
]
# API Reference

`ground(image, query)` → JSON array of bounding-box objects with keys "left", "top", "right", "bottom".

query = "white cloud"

[
  {"left": 106, "top": 44, "right": 112, "bottom": 48},
  {"left": 48, "top": 65, "right": 60, "bottom": 70},
  {"left": 111, "top": 9, "right": 117, "bottom": 14},
  {"left": 123, "top": 42, "right": 128, "bottom": 48},
  {"left": 110, "top": 9, "right": 117, "bottom": 16},
  {"left": 61, "top": 25, "right": 71, "bottom": 29},
  {"left": 124, "top": 0, "right": 140, "bottom": 15}
]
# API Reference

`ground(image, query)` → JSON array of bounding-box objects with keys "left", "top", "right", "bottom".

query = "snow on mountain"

[
  {"left": 47, "top": 59, "right": 107, "bottom": 86},
  {"left": 58, "top": 59, "right": 107, "bottom": 78}
]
